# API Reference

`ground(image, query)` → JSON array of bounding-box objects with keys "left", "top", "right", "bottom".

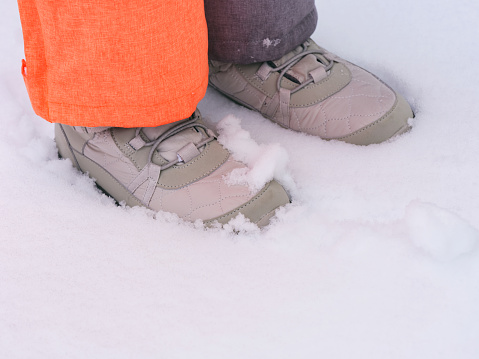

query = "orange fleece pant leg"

[{"left": 17, "top": 0, "right": 209, "bottom": 128}]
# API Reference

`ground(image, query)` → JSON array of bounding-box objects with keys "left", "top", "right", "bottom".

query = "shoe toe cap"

[
  {"left": 338, "top": 92, "right": 414, "bottom": 145},
  {"left": 205, "top": 180, "right": 290, "bottom": 228}
]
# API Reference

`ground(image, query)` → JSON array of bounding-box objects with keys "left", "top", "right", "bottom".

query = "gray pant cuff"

[{"left": 206, "top": 2, "right": 318, "bottom": 64}]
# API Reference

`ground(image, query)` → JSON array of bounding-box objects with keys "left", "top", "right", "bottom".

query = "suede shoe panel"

[{"left": 205, "top": 180, "right": 290, "bottom": 226}]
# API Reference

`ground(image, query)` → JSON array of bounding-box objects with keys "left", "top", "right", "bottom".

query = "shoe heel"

[{"left": 54, "top": 124, "right": 81, "bottom": 171}]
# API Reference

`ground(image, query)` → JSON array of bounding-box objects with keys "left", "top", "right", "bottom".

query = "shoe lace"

[
  {"left": 132, "top": 111, "right": 216, "bottom": 170},
  {"left": 271, "top": 42, "right": 333, "bottom": 94}
]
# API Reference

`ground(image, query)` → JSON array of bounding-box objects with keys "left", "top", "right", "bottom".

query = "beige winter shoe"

[
  {"left": 209, "top": 39, "right": 414, "bottom": 145},
  {"left": 55, "top": 110, "right": 290, "bottom": 227}
]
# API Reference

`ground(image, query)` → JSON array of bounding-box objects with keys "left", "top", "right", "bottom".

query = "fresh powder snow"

[{"left": 1, "top": 0, "right": 479, "bottom": 358}]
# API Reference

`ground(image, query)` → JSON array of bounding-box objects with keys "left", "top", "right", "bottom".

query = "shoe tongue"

[
  {"left": 142, "top": 119, "right": 204, "bottom": 162},
  {"left": 285, "top": 54, "right": 323, "bottom": 84},
  {"left": 270, "top": 44, "right": 305, "bottom": 68},
  {"left": 142, "top": 121, "right": 178, "bottom": 141}
]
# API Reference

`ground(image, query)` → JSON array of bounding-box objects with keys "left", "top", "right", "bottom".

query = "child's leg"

[{"left": 17, "top": 0, "right": 208, "bottom": 127}]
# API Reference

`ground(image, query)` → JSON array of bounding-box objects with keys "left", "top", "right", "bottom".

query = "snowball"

[{"left": 405, "top": 201, "right": 479, "bottom": 261}]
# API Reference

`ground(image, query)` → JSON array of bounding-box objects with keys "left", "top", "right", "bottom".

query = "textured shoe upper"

[
  {"left": 289, "top": 62, "right": 396, "bottom": 138},
  {"left": 209, "top": 39, "right": 413, "bottom": 144},
  {"left": 81, "top": 113, "right": 255, "bottom": 221}
]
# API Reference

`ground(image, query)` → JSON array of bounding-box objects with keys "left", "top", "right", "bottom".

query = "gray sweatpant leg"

[{"left": 204, "top": 0, "right": 318, "bottom": 64}]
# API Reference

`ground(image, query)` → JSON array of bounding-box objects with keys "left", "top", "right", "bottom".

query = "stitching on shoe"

[
  {"left": 100, "top": 131, "right": 137, "bottom": 177},
  {"left": 298, "top": 108, "right": 389, "bottom": 132},
  {"left": 111, "top": 129, "right": 144, "bottom": 170},
  {"left": 230, "top": 62, "right": 352, "bottom": 108},
  {"left": 291, "top": 109, "right": 302, "bottom": 131},
  {"left": 329, "top": 94, "right": 389, "bottom": 99},
  {"left": 301, "top": 113, "right": 387, "bottom": 132},
  {"left": 206, "top": 182, "right": 272, "bottom": 223},
  {"left": 189, "top": 192, "right": 252, "bottom": 219},
  {"left": 185, "top": 186, "right": 194, "bottom": 221},
  {"left": 58, "top": 124, "right": 82, "bottom": 170},
  {"left": 254, "top": 64, "right": 351, "bottom": 107},
  {"left": 105, "top": 137, "right": 228, "bottom": 190},
  {"left": 336, "top": 94, "right": 400, "bottom": 141},
  {"left": 158, "top": 144, "right": 230, "bottom": 189},
  {"left": 256, "top": 208, "right": 277, "bottom": 225},
  {"left": 290, "top": 74, "right": 351, "bottom": 107},
  {"left": 72, "top": 147, "right": 143, "bottom": 207},
  {"left": 346, "top": 82, "right": 354, "bottom": 133},
  {"left": 229, "top": 67, "right": 269, "bottom": 99},
  {"left": 236, "top": 66, "right": 278, "bottom": 98},
  {"left": 187, "top": 181, "right": 229, "bottom": 217},
  {"left": 218, "top": 180, "right": 224, "bottom": 214}
]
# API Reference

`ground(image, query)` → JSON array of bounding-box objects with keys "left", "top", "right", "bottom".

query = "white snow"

[
  {"left": 405, "top": 201, "right": 479, "bottom": 262},
  {"left": 217, "top": 115, "right": 294, "bottom": 193},
  {"left": 1, "top": 0, "right": 479, "bottom": 358}
]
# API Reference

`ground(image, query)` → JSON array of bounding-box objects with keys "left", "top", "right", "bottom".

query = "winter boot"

[
  {"left": 209, "top": 39, "right": 413, "bottom": 145},
  {"left": 55, "top": 110, "right": 290, "bottom": 227}
]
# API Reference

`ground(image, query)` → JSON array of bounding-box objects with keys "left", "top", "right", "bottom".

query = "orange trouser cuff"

[{"left": 17, "top": 0, "right": 209, "bottom": 127}]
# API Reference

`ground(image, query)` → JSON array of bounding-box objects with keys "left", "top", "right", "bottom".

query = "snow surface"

[{"left": 2, "top": 0, "right": 479, "bottom": 358}]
